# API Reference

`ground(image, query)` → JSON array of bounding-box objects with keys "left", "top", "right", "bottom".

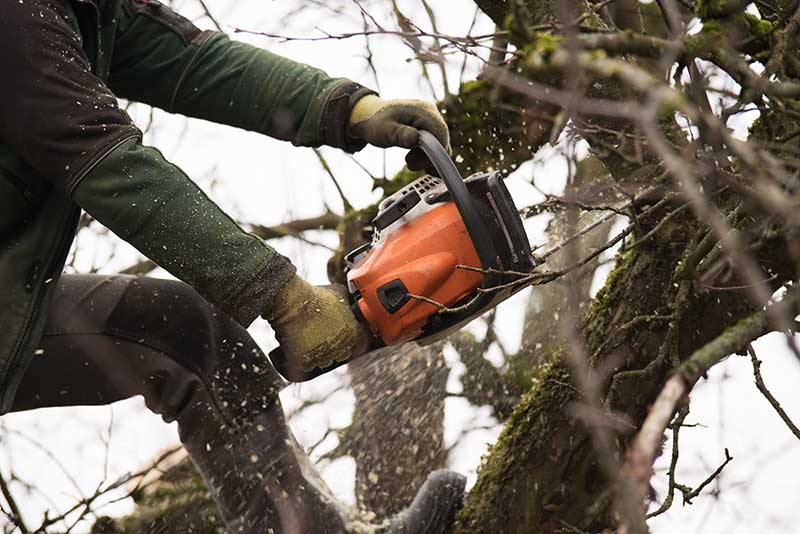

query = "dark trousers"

[{"left": 9, "top": 274, "right": 346, "bottom": 534}]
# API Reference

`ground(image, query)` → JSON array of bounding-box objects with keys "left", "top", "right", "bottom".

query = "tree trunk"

[{"left": 346, "top": 344, "right": 449, "bottom": 517}]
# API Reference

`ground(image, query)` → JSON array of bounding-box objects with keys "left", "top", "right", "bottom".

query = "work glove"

[
  {"left": 349, "top": 95, "right": 451, "bottom": 171},
  {"left": 262, "top": 274, "right": 371, "bottom": 372}
]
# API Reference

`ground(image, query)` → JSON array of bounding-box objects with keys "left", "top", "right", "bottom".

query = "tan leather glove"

[
  {"left": 262, "top": 274, "right": 371, "bottom": 372},
  {"left": 349, "top": 95, "right": 450, "bottom": 171}
]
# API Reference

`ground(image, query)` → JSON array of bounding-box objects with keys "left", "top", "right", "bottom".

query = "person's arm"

[
  {"left": 0, "top": 0, "right": 293, "bottom": 326},
  {"left": 108, "top": 0, "right": 374, "bottom": 152},
  {"left": 109, "top": 1, "right": 451, "bottom": 168}
]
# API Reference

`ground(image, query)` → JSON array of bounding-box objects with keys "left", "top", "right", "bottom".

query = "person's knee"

[{"left": 106, "top": 276, "right": 284, "bottom": 422}]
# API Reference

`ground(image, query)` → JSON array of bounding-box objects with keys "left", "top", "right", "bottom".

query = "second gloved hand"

[
  {"left": 349, "top": 95, "right": 450, "bottom": 171},
  {"left": 262, "top": 274, "right": 371, "bottom": 372}
]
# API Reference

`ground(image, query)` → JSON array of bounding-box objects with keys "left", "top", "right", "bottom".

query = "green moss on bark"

[
  {"left": 455, "top": 359, "right": 575, "bottom": 534},
  {"left": 455, "top": 207, "right": 713, "bottom": 532}
]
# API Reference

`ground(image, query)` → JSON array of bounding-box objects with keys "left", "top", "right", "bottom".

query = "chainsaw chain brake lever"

[{"left": 417, "top": 132, "right": 501, "bottom": 278}]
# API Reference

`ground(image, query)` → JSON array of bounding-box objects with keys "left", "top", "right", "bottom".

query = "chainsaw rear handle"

[{"left": 417, "top": 131, "right": 501, "bottom": 277}]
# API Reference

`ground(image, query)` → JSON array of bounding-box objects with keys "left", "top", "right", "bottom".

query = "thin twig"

[
  {"left": 0, "top": 472, "right": 29, "bottom": 534},
  {"left": 313, "top": 148, "right": 353, "bottom": 211},
  {"left": 646, "top": 403, "right": 689, "bottom": 518},
  {"left": 748, "top": 345, "right": 800, "bottom": 440},
  {"left": 677, "top": 448, "right": 733, "bottom": 504}
]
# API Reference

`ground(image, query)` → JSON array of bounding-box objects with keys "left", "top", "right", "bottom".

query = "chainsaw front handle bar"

[{"left": 417, "top": 131, "right": 501, "bottom": 278}]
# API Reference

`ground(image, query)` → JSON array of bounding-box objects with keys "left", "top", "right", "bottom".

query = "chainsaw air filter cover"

[{"left": 346, "top": 136, "right": 533, "bottom": 346}]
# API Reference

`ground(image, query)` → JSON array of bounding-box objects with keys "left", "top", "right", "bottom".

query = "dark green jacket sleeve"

[
  {"left": 109, "top": 0, "right": 374, "bottom": 151},
  {"left": 0, "top": 0, "right": 294, "bottom": 326},
  {"left": 73, "top": 137, "right": 296, "bottom": 326}
]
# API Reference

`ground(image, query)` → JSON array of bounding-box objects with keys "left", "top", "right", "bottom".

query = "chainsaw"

[{"left": 269, "top": 131, "right": 534, "bottom": 381}]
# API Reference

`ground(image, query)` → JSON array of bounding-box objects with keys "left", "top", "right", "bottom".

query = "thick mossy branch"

[
  {"left": 456, "top": 359, "right": 577, "bottom": 533},
  {"left": 455, "top": 226, "right": 687, "bottom": 532},
  {"left": 455, "top": 192, "right": 794, "bottom": 534}
]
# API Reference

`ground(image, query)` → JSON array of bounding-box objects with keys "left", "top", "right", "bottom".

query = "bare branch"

[
  {"left": 677, "top": 448, "right": 733, "bottom": 505},
  {"left": 313, "top": 148, "right": 353, "bottom": 211},
  {"left": 0, "top": 471, "right": 29, "bottom": 534},
  {"left": 619, "top": 285, "right": 800, "bottom": 531},
  {"left": 748, "top": 344, "right": 800, "bottom": 440},
  {"left": 195, "top": 0, "right": 222, "bottom": 31}
]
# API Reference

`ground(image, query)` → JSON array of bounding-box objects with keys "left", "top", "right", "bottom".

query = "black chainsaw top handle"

[{"left": 417, "top": 131, "right": 500, "bottom": 274}]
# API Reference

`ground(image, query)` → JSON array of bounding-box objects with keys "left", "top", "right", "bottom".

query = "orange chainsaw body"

[
  {"left": 347, "top": 202, "right": 483, "bottom": 345},
  {"left": 269, "top": 132, "right": 534, "bottom": 383}
]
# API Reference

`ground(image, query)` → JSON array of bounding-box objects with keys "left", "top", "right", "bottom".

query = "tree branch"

[
  {"left": 619, "top": 285, "right": 800, "bottom": 531},
  {"left": 0, "top": 471, "right": 29, "bottom": 534},
  {"left": 748, "top": 344, "right": 800, "bottom": 440}
]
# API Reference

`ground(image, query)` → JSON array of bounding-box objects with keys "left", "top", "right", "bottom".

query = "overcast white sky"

[{"left": 2, "top": 1, "right": 799, "bottom": 532}]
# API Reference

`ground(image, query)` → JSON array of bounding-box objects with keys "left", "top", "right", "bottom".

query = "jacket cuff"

[
  {"left": 320, "top": 82, "right": 377, "bottom": 153},
  {"left": 219, "top": 253, "right": 297, "bottom": 327}
]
